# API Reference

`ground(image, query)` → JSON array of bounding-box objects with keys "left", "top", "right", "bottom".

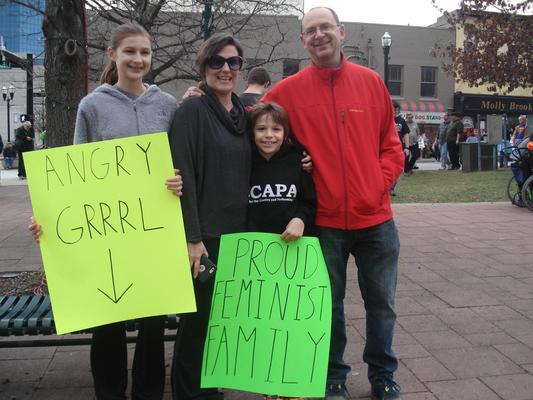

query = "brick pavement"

[{"left": 1, "top": 178, "right": 533, "bottom": 399}]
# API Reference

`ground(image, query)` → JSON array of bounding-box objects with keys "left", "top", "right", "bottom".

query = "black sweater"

[
  {"left": 247, "top": 143, "right": 317, "bottom": 235},
  {"left": 168, "top": 87, "right": 251, "bottom": 242}
]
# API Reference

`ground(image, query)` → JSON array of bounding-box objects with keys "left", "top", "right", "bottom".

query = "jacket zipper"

[
  {"left": 329, "top": 74, "right": 349, "bottom": 229},
  {"left": 133, "top": 101, "right": 140, "bottom": 135}
]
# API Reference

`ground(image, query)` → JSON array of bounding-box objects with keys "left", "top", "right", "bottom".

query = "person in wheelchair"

[{"left": 509, "top": 136, "right": 533, "bottom": 203}]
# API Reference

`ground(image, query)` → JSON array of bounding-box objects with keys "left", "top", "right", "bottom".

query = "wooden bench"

[{"left": 0, "top": 295, "right": 178, "bottom": 348}]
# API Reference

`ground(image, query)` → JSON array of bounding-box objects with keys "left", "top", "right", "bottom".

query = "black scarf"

[{"left": 202, "top": 85, "right": 247, "bottom": 137}]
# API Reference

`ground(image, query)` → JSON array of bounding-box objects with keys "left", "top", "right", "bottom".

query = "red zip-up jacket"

[{"left": 263, "top": 58, "right": 404, "bottom": 230}]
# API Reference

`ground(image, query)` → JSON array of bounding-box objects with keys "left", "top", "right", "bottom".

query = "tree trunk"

[{"left": 43, "top": 0, "right": 86, "bottom": 147}]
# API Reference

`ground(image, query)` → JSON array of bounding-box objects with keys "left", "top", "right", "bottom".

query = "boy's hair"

[
  {"left": 247, "top": 67, "right": 271, "bottom": 86},
  {"left": 100, "top": 23, "right": 152, "bottom": 85},
  {"left": 249, "top": 102, "right": 291, "bottom": 140}
]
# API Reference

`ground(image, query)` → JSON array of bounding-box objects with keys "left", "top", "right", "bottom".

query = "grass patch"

[{"left": 392, "top": 169, "right": 512, "bottom": 203}]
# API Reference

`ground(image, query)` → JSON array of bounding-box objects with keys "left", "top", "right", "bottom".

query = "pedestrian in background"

[
  {"left": 446, "top": 111, "right": 464, "bottom": 170},
  {"left": 437, "top": 113, "right": 450, "bottom": 170},
  {"left": 240, "top": 66, "right": 271, "bottom": 109},
  {"left": 404, "top": 112, "right": 420, "bottom": 175},
  {"left": 14, "top": 121, "right": 34, "bottom": 179},
  {"left": 512, "top": 115, "right": 528, "bottom": 146}
]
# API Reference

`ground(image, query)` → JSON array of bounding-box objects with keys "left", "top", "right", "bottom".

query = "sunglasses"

[{"left": 207, "top": 55, "right": 243, "bottom": 71}]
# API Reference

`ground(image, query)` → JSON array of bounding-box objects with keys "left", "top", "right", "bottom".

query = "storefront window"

[
  {"left": 388, "top": 65, "right": 403, "bottom": 96},
  {"left": 420, "top": 66, "right": 437, "bottom": 97}
]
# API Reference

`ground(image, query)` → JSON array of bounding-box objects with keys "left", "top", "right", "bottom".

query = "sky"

[{"left": 303, "top": 0, "right": 462, "bottom": 27}]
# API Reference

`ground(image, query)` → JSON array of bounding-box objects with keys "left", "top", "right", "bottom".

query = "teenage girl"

[{"left": 29, "top": 23, "right": 182, "bottom": 400}]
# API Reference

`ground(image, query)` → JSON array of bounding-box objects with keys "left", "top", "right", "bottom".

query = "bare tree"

[
  {"left": 43, "top": 0, "right": 86, "bottom": 147},
  {"left": 3, "top": 0, "right": 303, "bottom": 146},
  {"left": 85, "top": 1, "right": 303, "bottom": 85},
  {"left": 432, "top": 0, "right": 532, "bottom": 94},
  {"left": 2, "top": 0, "right": 86, "bottom": 146}
]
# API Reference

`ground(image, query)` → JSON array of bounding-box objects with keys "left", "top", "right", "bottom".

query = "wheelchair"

[
  {"left": 520, "top": 142, "right": 533, "bottom": 211},
  {"left": 506, "top": 140, "right": 533, "bottom": 209}
]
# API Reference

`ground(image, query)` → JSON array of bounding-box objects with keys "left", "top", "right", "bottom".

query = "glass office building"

[{"left": 0, "top": 1, "right": 45, "bottom": 64}]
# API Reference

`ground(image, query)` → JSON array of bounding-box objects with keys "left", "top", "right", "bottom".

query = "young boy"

[
  {"left": 247, "top": 102, "right": 317, "bottom": 242},
  {"left": 247, "top": 101, "right": 316, "bottom": 399}
]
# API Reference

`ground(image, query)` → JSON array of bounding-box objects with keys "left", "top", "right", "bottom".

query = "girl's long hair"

[{"left": 100, "top": 23, "right": 151, "bottom": 85}]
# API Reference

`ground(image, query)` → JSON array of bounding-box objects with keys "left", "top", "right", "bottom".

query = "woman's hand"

[
  {"left": 188, "top": 241, "right": 208, "bottom": 279},
  {"left": 301, "top": 151, "right": 313, "bottom": 173},
  {"left": 281, "top": 218, "right": 305, "bottom": 242},
  {"left": 165, "top": 169, "right": 183, "bottom": 197},
  {"left": 28, "top": 216, "right": 42, "bottom": 242}
]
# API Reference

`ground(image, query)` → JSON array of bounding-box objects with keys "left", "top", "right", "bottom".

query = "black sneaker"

[
  {"left": 371, "top": 377, "right": 402, "bottom": 400},
  {"left": 325, "top": 383, "right": 347, "bottom": 400}
]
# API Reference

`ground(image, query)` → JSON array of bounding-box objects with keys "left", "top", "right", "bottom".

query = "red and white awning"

[
  {"left": 397, "top": 99, "right": 446, "bottom": 124},
  {"left": 398, "top": 99, "right": 445, "bottom": 113}
]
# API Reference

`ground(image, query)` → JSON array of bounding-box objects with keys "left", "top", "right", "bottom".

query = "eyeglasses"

[
  {"left": 207, "top": 55, "right": 243, "bottom": 71},
  {"left": 302, "top": 23, "right": 339, "bottom": 38}
]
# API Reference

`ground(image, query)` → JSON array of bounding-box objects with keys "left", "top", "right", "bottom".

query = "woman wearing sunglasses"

[{"left": 167, "top": 33, "right": 250, "bottom": 400}]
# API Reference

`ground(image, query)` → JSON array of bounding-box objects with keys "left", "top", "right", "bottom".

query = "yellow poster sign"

[{"left": 24, "top": 133, "right": 196, "bottom": 334}]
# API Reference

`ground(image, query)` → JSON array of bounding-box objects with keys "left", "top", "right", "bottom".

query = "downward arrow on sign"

[{"left": 97, "top": 249, "right": 133, "bottom": 304}]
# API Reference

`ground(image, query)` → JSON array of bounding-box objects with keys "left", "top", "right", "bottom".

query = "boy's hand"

[{"left": 281, "top": 218, "right": 305, "bottom": 242}]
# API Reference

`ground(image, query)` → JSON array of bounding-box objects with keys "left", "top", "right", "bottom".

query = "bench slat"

[
  {"left": 0, "top": 296, "right": 19, "bottom": 320},
  {"left": 27, "top": 296, "right": 51, "bottom": 335},
  {"left": 13, "top": 295, "right": 45, "bottom": 335},
  {"left": 0, "top": 295, "right": 31, "bottom": 333}
]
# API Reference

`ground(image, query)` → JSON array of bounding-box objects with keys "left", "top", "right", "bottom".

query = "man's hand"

[
  {"left": 165, "top": 169, "right": 183, "bottom": 197},
  {"left": 182, "top": 86, "right": 205, "bottom": 101},
  {"left": 281, "top": 218, "right": 305, "bottom": 242},
  {"left": 188, "top": 241, "right": 208, "bottom": 279},
  {"left": 301, "top": 151, "right": 313, "bottom": 173}
]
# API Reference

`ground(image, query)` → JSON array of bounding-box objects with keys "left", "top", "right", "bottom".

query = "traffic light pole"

[{"left": 0, "top": 45, "right": 34, "bottom": 123}]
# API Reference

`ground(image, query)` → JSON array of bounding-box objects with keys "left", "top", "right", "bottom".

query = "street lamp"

[
  {"left": 381, "top": 32, "right": 392, "bottom": 90},
  {"left": 197, "top": 0, "right": 214, "bottom": 40},
  {"left": 2, "top": 85, "right": 15, "bottom": 142}
]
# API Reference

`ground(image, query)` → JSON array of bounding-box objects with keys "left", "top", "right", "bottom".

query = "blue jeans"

[
  {"left": 440, "top": 141, "right": 449, "bottom": 168},
  {"left": 316, "top": 219, "right": 400, "bottom": 384}
]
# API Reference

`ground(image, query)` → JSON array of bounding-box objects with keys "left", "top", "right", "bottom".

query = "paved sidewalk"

[{"left": 1, "top": 181, "right": 533, "bottom": 399}]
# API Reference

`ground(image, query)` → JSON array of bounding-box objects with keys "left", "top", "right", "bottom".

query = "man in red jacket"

[{"left": 263, "top": 7, "right": 404, "bottom": 400}]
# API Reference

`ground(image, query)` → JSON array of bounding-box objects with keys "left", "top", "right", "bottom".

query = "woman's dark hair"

[
  {"left": 248, "top": 102, "right": 291, "bottom": 141},
  {"left": 195, "top": 33, "right": 244, "bottom": 78},
  {"left": 100, "top": 23, "right": 152, "bottom": 85}
]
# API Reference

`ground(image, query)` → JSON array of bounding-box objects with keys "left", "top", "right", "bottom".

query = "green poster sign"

[
  {"left": 201, "top": 232, "right": 331, "bottom": 398},
  {"left": 24, "top": 132, "right": 196, "bottom": 334}
]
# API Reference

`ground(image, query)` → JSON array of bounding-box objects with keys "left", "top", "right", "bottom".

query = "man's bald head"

[{"left": 302, "top": 6, "right": 340, "bottom": 30}]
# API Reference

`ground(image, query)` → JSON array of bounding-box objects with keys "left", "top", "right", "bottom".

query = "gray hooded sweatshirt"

[{"left": 73, "top": 83, "right": 178, "bottom": 144}]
